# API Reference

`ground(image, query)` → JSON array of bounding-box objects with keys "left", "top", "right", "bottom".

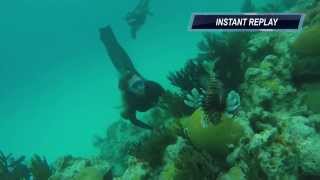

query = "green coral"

[
  {"left": 262, "top": 79, "right": 281, "bottom": 92},
  {"left": 159, "top": 162, "right": 176, "bottom": 180},
  {"left": 292, "top": 24, "right": 320, "bottom": 57},
  {"left": 217, "top": 166, "right": 246, "bottom": 180},
  {"left": 293, "top": 56, "right": 320, "bottom": 84},
  {"left": 302, "top": 83, "right": 320, "bottom": 113},
  {"left": 181, "top": 108, "right": 245, "bottom": 157}
]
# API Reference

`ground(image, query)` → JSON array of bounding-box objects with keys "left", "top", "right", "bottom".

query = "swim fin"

[{"left": 99, "top": 25, "right": 138, "bottom": 75}]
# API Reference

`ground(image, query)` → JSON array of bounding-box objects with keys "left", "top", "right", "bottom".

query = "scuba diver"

[
  {"left": 99, "top": 25, "right": 164, "bottom": 130},
  {"left": 125, "top": 0, "right": 152, "bottom": 39}
]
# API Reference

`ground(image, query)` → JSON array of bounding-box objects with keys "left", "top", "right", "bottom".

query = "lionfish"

[{"left": 201, "top": 72, "right": 226, "bottom": 124}]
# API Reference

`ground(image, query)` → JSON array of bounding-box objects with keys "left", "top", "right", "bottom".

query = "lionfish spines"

[{"left": 201, "top": 72, "right": 226, "bottom": 124}]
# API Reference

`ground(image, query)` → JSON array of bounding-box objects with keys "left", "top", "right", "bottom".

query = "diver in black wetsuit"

[
  {"left": 125, "top": 0, "right": 152, "bottom": 39},
  {"left": 99, "top": 25, "right": 164, "bottom": 130}
]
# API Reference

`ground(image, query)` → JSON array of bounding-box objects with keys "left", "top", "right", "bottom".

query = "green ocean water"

[{"left": 0, "top": 0, "right": 270, "bottom": 162}]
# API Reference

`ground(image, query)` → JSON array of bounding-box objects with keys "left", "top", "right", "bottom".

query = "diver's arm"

[
  {"left": 124, "top": 109, "right": 153, "bottom": 130},
  {"left": 99, "top": 25, "right": 137, "bottom": 75},
  {"left": 130, "top": 115, "right": 153, "bottom": 130}
]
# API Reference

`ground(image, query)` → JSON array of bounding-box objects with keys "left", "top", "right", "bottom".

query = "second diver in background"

[
  {"left": 125, "top": 0, "right": 152, "bottom": 39},
  {"left": 99, "top": 25, "right": 164, "bottom": 130}
]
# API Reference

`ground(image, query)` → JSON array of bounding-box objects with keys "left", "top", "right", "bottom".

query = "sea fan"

[
  {"left": 30, "top": 155, "right": 52, "bottom": 180},
  {"left": 168, "top": 59, "right": 207, "bottom": 92},
  {"left": 0, "top": 151, "right": 30, "bottom": 180},
  {"left": 196, "top": 32, "right": 248, "bottom": 91},
  {"left": 196, "top": 33, "right": 228, "bottom": 62}
]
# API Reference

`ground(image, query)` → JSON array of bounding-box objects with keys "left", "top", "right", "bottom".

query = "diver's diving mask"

[{"left": 128, "top": 74, "right": 145, "bottom": 95}]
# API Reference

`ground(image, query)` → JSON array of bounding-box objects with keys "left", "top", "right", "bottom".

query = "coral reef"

[
  {"left": 298, "top": 0, "right": 320, "bottom": 26},
  {"left": 5, "top": 1, "right": 320, "bottom": 180},
  {"left": 301, "top": 83, "right": 320, "bottom": 113},
  {"left": 201, "top": 72, "right": 226, "bottom": 124},
  {"left": 298, "top": 135, "right": 320, "bottom": 175},
  {"left": 293, "top": 57, "right": 320, "bottom": 85},
  {"left": 128, "top": 130, "right": 177, "bottom": 168},
  {"left": 183, "top": 88, "right": 205, "bottom": 109},
  {"left": 196, "top": 32, "right": 249, "bottom": 91},
  {"left": 0, "top": 151, "right": 30, "bottom": 180},
  {"left": 93, "top": 3, "right": 320, "bottom": 179},
  {"left": 168, "top": 59, "right": 208, "bottom": 93},
  {"left": 217, "top": 166, "right": 246, "bottom": 180},
  {"left": 181, "top": 108, "right": 245, "bottom": 157},
  {"left": 281, "top": 0, "right": 299, "bottom": 8},
  {"left": 291, "top": 24, "right": 320, "bottom": 113},
  {"left": 228, "top": 31, "right": 320, "bottom": 178},
  {"left": 292, "top": 24, "right": 320, "bottom": 57},
  {"left": 169, "top": 30, "right": 249, "bottom": 96},
  {"left": 242, "top": 50, "right": 297, "bottom": 113},
  {"left": 256, "top": 0, "right": 305, "bottom": 12},
  {"left": 30, "top": 154, "right": 52, "bottom": 180},
  {"left": 159, "top": 137, "right": 219, "bottom": 180},
  {"left": 116, "top": 156, "right": 151, "bottom": 180},
  {"left": 48, "top": 156, "right": 110, "bottom": 180},
  {"left": 226, "top": 90, "right": 241, "bottom": 114},
  {"left": 196, "top": 32, "right": 227, "bottom": 62},
  {"left": 159, "top": 90, "right": 194, "bottom": 118},
  {"left": 93, "top": 120, "right": 150, "bottom": 176}
]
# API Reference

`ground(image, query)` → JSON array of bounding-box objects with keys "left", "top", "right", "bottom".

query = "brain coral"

[{"left": 182, "top": 108, "right": 244, "bottom": 157}]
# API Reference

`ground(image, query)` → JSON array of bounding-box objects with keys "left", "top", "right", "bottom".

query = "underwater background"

[
  {"left": 0, "top": 0, "right": 247, "bottom": 161},
  {"left": 1, "top": 0, "right": 320, "bottom": 179}
]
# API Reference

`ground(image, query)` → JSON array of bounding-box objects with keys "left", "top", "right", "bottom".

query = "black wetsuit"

[
  {"left": 99, "top": 25, "right": 164, "bottom": 130},
  {"left": 126, "top": 0, "right": 151, "bottom": 39}
]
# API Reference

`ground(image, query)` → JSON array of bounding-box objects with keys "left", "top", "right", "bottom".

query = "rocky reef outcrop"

[{"left": 3, "top": 0, "right": 320, "bottom": 180}]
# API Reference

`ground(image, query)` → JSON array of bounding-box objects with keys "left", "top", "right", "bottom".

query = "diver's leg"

[{"left": 99, "top": 25, "right": 137, "bottom": 75}]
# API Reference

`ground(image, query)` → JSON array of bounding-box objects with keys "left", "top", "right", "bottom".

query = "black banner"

[{"left": 190, "top": 13, "right": 304, "bottom": 31}]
